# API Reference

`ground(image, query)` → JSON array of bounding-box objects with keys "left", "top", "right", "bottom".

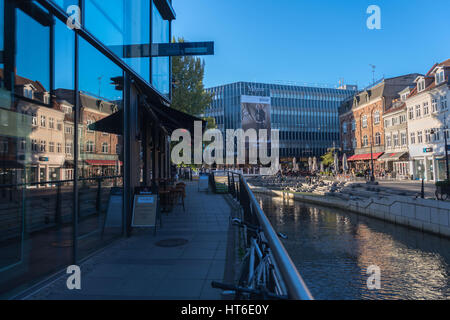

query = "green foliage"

[
  {"left": 204, "top": 116, "right": 217, "bottom": 130},
  {"left": 171, "top": 37, "right": 213, "bottom": 116},
  {"left": 321, "top": 151, "right": 334, "bottom": 166}
]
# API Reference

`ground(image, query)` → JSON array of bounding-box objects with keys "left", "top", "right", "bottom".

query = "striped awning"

[
  {"left": 347, "top": 152, "right": 384, "bottom": 162},
  {"left": 378, "top": 152, "right": 408, "bottom": 161}
]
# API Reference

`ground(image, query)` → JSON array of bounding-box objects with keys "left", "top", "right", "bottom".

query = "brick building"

[{"left": 339, "top": 74, "right": 420, "bottom": 176}]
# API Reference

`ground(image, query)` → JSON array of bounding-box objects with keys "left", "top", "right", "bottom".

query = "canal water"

[{"left": 255, "top": 194, "right": 450, "bottom": 300}]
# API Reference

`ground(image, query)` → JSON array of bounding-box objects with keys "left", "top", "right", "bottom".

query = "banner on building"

[{"left": 241, "top": 95, "right": 271, "bottom": 133}]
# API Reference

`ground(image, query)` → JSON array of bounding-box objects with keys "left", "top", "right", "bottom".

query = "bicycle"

[{"left": 211, "top": 218, "right": 289, "bottom": 300}]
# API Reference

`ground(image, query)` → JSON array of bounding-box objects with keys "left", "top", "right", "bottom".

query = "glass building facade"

[
  {"left": 205, "top": 82, "right": 357, "bottom": 158},
  {"left": 0, "top": 0, "right": 175, "bottom": 298}
]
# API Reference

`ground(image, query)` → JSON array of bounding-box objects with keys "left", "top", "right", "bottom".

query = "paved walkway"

[
  {"left": 24, "top": 181, "right": 233, "bottom": 300},
  {"left": 376, "top": 180, "right": 435, "bottom": 198}
]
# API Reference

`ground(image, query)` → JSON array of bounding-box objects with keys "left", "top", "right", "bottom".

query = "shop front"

[
  {"left": 347, "top": 152, "right": 384, "bottom": 176},
  {"left": 378, "top": 152, "right": 410, "bottom": 180}
]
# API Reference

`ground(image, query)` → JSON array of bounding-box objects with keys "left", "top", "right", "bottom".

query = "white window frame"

[
  {"left": 40, "top": 140, "right": 46, "bottom": 152},
  {"left": 408, "top": 108, "right": 414, "bottom": 120},
  {"left": 362, "top": 115, "right": 368, "bottom": 128},
  {"left": 393, "top": 133, "right": 399, "bottom": 147},
  {"left": 418, "top": 80, "right": 426, "bottom": 92},
  {"left": 410, "top": 132, "right": 416, "bottom": 144},
  {"left": 423, "top": 102, "right": 429, "bottom": 115},
  {"left": 386, "top": 134, "right": 392, "bottom": 148},
  {"left": 436, "top": 70, "right": 445, "bottom": 84},
  {"left": 102, "top": 143, "right": 109, "bottom": 154},
  {"left": 86, "top": 141, "right": 95, "bottom": 153},
  {"left": 401, "top": 132, "right": 407, "bottom": 146},
  {"left": 415, "top": 105, "right": 421, "bottom": 118},
  {"left": 362, "top": 135, "right": 368, "bottom": 147},
  {"left": 374, "top": 132, "right": 381, "bottom": 146},
  {"left": 432, "top": 98, "right": 438, "bottom": 113},
  {"left": 373, "top": 112, "right": 380, "bottom": 124},
  {"left": 66, "top": 142, "right": 73, "bottom": 155}
]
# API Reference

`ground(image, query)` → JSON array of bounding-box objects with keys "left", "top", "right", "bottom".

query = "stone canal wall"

[{"left": 250, "top": 186, "right": 450, "bottom": 239}]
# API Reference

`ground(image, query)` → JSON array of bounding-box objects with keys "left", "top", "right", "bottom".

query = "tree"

[
  {"left": 204, "top": 116, "right": 217, "bottom": 130},
  {"left": 171, "top": 37, "right": 213, "bottom": 116},
  {"left": 321, "top": 151, "right": 334, "bottom": 167}
]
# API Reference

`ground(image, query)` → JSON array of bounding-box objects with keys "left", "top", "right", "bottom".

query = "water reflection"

[{"left": 256, "top": 194, "right": 450, "bottom": 300}]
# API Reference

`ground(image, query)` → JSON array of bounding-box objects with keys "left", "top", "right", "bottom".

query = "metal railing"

[
  {"left": 0, "top": 175, "right": 123, "bottom": 239},
  {"left": 211, "top": 170, "right": 313, "bottom": 300}
]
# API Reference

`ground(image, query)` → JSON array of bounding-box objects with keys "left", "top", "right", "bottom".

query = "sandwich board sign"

[
  {"left": 132, "top": 194, "right": 158, "bottom": 229},
  {"left": 102, "top": 188, "right": 123, "bottom": 238}
]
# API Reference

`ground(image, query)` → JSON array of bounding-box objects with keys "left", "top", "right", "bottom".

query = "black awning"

[
  {"left": 88, "top": 105, "right": 205, "bottom": 136},
  {"left": 63, "top": 160, "right": 85, "bottom": 168},
  {"left": 88, "top": 111, "right": 123, "bottom": 135},
  {"left": 146, "top": 103, "right": 205, "bottom": 135}
]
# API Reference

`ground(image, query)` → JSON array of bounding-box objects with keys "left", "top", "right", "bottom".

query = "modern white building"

[{"left": 406, "top": 59, "right": 450, "bottom": 181}]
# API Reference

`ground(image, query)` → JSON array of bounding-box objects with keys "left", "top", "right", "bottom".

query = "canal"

[{"left": 255, "top": 193, "right": 450, "bottom": 300}]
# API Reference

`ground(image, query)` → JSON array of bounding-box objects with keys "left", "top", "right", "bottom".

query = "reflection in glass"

[
  {"left": 0, "top": 6, "right": 74, "bottom": 297},
  {"left": 85, "top": 0, "right": 150, "bottom": 82},
  {"left": 53, "top": 0, "right": 79, "bottom": 10},
  {"left": 0, "top": 0, "right": 3, "bottom": 50},
  {"left": 152, "top": 2, "right": 170, "bottom": 95},
  {"left": 76, "top": 37, "right": 123, "bottom": 260},
  {"left": 16, "top": 9, "right": 50, "bottom": 97}
]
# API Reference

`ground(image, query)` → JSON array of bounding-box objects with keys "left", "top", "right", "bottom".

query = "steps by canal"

[{"left": 249, "top": 185, "right": 450, "bottom": 239}]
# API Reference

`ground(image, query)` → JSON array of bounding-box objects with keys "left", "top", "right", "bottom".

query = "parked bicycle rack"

[{"left": 210, "top": 171, "right": 313, "bottom": 300}]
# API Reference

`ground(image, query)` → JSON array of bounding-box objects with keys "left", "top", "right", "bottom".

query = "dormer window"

[
  {"left": 436, "top": 70, "right": 445, "bottom": 85},
  {"left": 24, "top": 88, "right": 33, "bottom": 99},
  {"left": 401, "top": 93, "right": 408, "bottom": 101},
  {"left": 417, "top": 79, "right": 426, "bottom": 92}
]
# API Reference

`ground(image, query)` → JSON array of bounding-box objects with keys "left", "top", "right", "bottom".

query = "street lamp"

[
  {"left": 370, "top": 108, "right": 376, "bottom": 182},
  {"left": 361, "top": 109, "right": 376, "bottom": 182},
  {"left": 445, "top": 125, "right": 450, "bottom": 181}
]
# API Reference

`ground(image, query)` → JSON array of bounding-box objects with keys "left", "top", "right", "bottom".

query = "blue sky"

[{"left": 172, "top": 0, "right": 450, "bottom": 89}]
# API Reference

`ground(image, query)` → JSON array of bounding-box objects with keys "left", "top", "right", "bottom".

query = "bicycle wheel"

[
  {"left": 237, "top": 250, "right": 252, "bottom": 293},
  {"left": 435, "top": 190, "right": 441, "bottom": 200}
]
